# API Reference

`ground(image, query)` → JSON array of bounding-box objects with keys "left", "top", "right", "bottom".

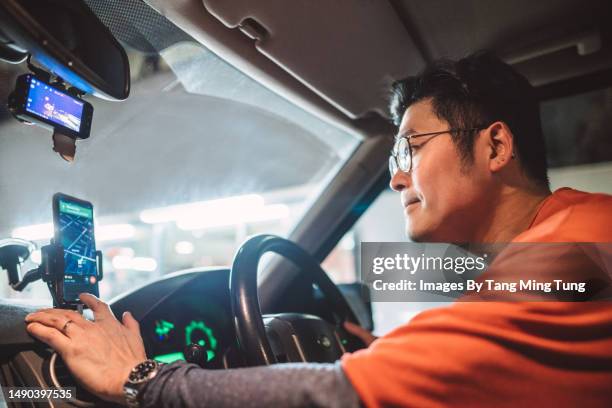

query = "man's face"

[{"left": 390, "top": 98, "right": 492, "bottom": 242}]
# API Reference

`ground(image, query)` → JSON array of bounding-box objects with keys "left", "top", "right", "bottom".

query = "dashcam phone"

[
  {"left": 52, "top": 193, "right": 99, "bottom": 306},
  {"left": 8, "top": 74, "right": 93, "bottom": 139}
]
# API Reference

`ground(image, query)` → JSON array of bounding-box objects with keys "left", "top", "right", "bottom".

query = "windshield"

[{"left": 0, "top": 7, "right": 359, "bottom": 303}]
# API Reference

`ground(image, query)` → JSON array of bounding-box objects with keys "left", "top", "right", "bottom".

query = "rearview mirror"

[{"left": 0, "top": 0, "right": 130, "bottom": 100}]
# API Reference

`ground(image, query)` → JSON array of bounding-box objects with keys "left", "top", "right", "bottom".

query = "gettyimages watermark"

[{"left": 360, "top": 242, "right": 612, "bottom": 302}]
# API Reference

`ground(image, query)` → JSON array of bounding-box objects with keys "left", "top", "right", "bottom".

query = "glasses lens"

[
  {"left": 397, "top": 138, "right": 410, "bottom": 172},
  {"left": 389, "top": 155, "right": 398, "bottom": 176}
]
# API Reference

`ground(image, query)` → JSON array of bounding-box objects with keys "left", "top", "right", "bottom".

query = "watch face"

[{"left": 129, "top": 360, "right": 159, "bottom": 384}]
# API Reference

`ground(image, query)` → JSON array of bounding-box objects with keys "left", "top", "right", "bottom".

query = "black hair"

[{"left": 389, "top": 51, "right": 549, "bottom": 189}]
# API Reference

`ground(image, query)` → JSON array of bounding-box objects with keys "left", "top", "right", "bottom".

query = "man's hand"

[
  {"left": 343, "top": 321, "right": 377, "bottom": 347},
  {"left": 25, "top": 294, "right": 146, "bottom": 404}
]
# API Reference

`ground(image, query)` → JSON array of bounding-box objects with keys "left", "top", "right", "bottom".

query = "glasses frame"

[{"left": 389, "top": 127, "right": 487, "bottom": 176}]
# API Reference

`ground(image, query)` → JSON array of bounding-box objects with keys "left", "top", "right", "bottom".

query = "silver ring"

[{"left": 61, "top": 319, "right": 74, "bottom": 335}]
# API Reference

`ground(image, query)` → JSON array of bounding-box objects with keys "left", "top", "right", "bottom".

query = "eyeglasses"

[{"left": 389, "top": 127, "right": 487, "bottom": 176}]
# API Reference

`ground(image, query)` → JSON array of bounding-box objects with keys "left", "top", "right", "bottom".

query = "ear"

[{"left": 485, "top": 121, "right": 515, "bottom": 173}]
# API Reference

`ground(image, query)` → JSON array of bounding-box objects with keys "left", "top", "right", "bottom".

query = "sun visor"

[{"left": 201, "top": 0, "right": 424, "bottom": 119}]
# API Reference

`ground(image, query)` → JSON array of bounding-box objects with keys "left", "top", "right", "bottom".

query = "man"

[{"left": 25, "top": 52, "right": 612, "bottom": 407}]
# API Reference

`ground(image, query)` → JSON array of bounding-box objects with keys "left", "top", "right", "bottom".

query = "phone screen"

[{"left": 55, "top": 196, "right": 99, "bottom": 303}]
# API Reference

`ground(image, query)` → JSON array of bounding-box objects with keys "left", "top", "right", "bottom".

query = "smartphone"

[
  {"left": 8, "top": 74, "right": 93, "bottom": 139},
  {"left": 52, "top": 193, "right": 99, "bottom": 306}
]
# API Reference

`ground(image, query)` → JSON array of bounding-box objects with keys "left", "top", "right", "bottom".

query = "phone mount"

[
  {"left": 0, "top": 238, "right": 35, "bottom": 288},
  {"left": 8, "top": 58, "right": 88, "bottom": 162},
  {"left": 0, "top": 238, "right": 103, "bottom": 309},
  {"left": 29, "top": 58, "right": 87, "bottom": 163}
]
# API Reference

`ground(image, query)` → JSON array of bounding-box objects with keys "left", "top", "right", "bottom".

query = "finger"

[
  {"left": 26, "top": 322, "right": 71, "bottom": 353},
  {"left": 343, "top": 321, "right": 365, "bottom": 334},
  {"left": 26, "top": 309, "right": 86, "bottom": 325},
  {"left": 25, "top": 309, "right": 87, "bottom": 328},
  {"left": 25, "top": 312, "right": 84, "bottom": 336},
  {"left": 343, "top": 321, "right": 377, "bottom": 345},
  {"left": 122, "top": 312, "right": 147, "bottom": 359},
  {"left": 122, "top": 312, "right": 140, "bottom": 335},
  {"left": 80, "top": 293, "right": 113, "bottom": 321}
]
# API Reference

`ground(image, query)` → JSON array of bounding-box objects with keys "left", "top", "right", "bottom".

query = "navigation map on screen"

[
  {"left": 58, "top": 199, "right": 99, "bottom": 302},
  {"left": 26, "top": 77, "right": 84, "bottom": 132}
]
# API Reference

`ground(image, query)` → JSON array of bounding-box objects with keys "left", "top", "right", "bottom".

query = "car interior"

[{"left": 1, "top": 0, "right": 611, "bottom": 406}]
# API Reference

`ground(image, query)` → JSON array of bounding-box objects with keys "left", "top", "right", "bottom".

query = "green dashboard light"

[
  {"left": 153, "top": 352, "right": 185, "bottom": 364},
  {"left": 185, "top": 320, "right": 218, "bottom": 361},
  {"left": 155, "top": 320, "right": 175, "bottom": 340}
]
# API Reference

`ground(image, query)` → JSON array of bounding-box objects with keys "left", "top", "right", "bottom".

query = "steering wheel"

[{"left": 230, "top": 234, "right": 365, "bottom": 366}]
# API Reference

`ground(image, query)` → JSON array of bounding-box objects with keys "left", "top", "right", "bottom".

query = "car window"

[
  {"left": 541, "top": 86, "right": 612, "bottom": 167},
  {"left": 0, "top": 27, "right": 359, "bottom": 302}
]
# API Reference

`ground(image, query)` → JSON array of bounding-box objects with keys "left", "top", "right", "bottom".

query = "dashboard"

[{"left": 110, "top": 267, "right": 239, "bottom": 369}]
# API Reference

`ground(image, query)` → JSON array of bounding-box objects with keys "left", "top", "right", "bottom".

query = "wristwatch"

[{"left": 123, "top": 359, "right": 163, "bottom": 408}]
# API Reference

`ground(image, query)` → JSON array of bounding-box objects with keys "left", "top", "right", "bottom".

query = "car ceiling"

[
  {"left": 392, "top": 0, "right": 612, "bottom": 85},
  {"left": 147, "top": 0, "right": 612, "bottom": 122}
]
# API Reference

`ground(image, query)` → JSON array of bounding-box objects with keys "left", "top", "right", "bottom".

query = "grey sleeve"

[{"left": 139, "top": 361, "right": 361, "bottom": 408}]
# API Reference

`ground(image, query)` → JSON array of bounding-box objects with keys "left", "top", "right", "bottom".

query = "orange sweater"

[{"left": 342, "top": 188, "right": 612, "bottom": 407}]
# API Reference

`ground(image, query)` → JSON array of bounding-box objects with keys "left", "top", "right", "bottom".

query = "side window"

[
  {"left": 322, "top": 191, "right": 406, "bottom": 285},
  {"left": 322, "top": 190, "right": 427, "bottom": 335},
  {"left": 541, "top": 86, "right": 612, "bottom": 168},
  {"left": 320, "top": 232, "right": 358, "bottom": 283}
]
